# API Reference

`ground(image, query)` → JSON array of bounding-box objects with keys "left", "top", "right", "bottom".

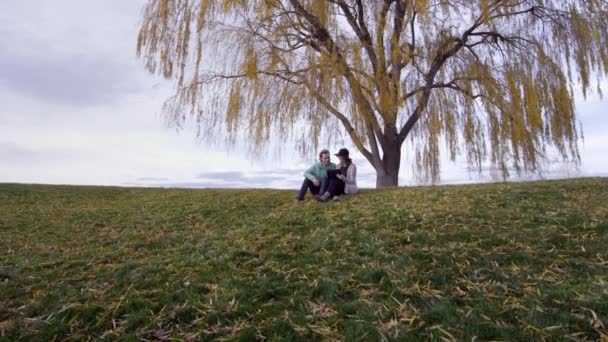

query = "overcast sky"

[{"left": 0, "top": 1, "right": 606, "bottom": 189}]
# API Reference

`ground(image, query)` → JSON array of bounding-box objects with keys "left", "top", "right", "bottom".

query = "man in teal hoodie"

[{"left": 296, "top": 149, "right": 337, "bottom": 201}]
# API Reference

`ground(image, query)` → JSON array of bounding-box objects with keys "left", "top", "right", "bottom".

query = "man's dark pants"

[
  {"left": 296, "top": 178, "right": 328, "bottom": 200},
  {"left": 326, "top": 178, "right": 345, "bottom": 197}
]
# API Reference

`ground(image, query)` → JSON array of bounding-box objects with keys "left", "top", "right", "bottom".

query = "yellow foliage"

[
  {"left": 243, "top": 46, "right": 258, "bottom": 79},
  {"left": 136, "top": 0, "right": 607, "bottom": 185}
]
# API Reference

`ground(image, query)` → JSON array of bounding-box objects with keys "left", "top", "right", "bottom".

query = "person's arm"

[
  {"left": 303, "top": 163, "right": 318, "bottom": 182},
  {"left": 343, "top": 164, "right": 357, "bottom": 184}
]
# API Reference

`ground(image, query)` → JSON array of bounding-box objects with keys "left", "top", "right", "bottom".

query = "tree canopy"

[{"left": 137, "top": 0, "right": 608, "bottom": 187}]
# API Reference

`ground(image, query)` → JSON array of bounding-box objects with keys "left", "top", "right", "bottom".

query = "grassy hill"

[{"left": 1, "top": 178, "right": 607, "bottom": 341}]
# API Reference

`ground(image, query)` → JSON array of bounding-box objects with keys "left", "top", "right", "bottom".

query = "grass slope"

[{"left": 1, "top": 178, "right": 607, "bottom": 341}]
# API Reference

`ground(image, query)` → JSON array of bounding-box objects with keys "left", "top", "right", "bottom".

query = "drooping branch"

[
  {"left": 397, "top": 2, "right": 549, "bottom": 143},
  {"left": 287, "top": 0, "right": 385, "bottom": 166},
  {"left": 398, "top": 36, "right": 466, "bottom": 142},
  {"left": 136, "top": 0, "right": 608, "bottom": 186},
  {"left": 302, "top": 80, "right": 375, "bottom": 163},
  {"left": 330, "top": 0, "right": 378, "bottom": 74}
]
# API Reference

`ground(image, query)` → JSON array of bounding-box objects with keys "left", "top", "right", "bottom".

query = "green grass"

[{"left": 1, "top": 178, "right": 607, "bottom": 341}]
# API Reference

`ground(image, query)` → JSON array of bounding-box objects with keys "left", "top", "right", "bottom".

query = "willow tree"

[{"left": 137, "top": 0, "right": 607, "bottom": 187}]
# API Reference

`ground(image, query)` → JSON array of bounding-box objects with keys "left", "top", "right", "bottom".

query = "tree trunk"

[
  {"left": 375, "top": 144, "right": 401, "bottom": 188},
  {"left": 376, "top": 172, "right": 399, "bottom": 188}
]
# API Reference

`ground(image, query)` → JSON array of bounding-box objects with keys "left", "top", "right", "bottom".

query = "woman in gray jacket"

[{"left": 316, "top": 148, "right": 358, "bottom": 201}]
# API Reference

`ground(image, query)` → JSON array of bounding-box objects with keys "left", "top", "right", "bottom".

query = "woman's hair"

[{"left": 342, "top": 157, "right": 352, "bottom": 166}]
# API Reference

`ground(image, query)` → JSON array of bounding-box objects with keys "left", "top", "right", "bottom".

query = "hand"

[
  {"left": 312, "top": 178, "right": 320, "bottom": 186},
  {"left": 336, "top": 174, "right": 344, "bottom": 180}
]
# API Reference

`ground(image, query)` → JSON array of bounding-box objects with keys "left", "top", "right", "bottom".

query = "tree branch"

[
  {"left": 331, "top": 0, "right": 378, "bottom": 74},
  {"left": 287, "top": 0, "right": 386, "bottom": 164},
  {"left": 302, "top": 80, "right": 375, "bottom": 164},
  {"left": 397, "top": 6, "right": 489, "bottom": 142}
]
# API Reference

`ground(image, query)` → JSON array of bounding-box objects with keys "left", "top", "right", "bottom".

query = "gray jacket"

[{"left": 342, "top": 163, "right": 358, "bottom": 195}]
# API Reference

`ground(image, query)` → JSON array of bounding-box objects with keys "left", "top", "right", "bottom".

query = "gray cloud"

[
  {"left": 0, "top": 141, "right": 78, "bottom": 164},
  {"left": 132, "top": 179, "right": 283, "bottom": 189},
  {"left": 132, "top": 165, "right": 376, "bottom": 189},
  {"left": 261, "top": 168, "right": 303, "bottom": 175},
  {"left": 135, "top": 177, "right": 170, "bottom": 182},
  {"left": 146, "top": 182, "right": 248, "bottom": 189},
  {"left": 130, "top": 167, "right": 307, "bottom": 189},
  {"left": 0, "top": 1, "right": 605, "bottom": 188},
  {"left": 186, "top": 170, "right": 299, "bottom": 188},
  {"left": 0, "top": 1, "right": 145, "bottom": 107},
  {"left": 197, "top": 169, "right": 303, "bottom": 181},
  {"left": 197, "top": 171, "right": 245, "bottom": 179},
  {"left": 0, "top": 142, "right": 42, "bottom": 163},
  {"left": 239, "top": 175, "right": 287, "bottom": 183},
  {"left": 0, "top": 47, "right": 141, "bottom": 107}
]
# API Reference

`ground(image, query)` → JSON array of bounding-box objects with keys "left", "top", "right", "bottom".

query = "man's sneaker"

[{"left": 332, "top": 196, "right": 341, "bottom": 201}]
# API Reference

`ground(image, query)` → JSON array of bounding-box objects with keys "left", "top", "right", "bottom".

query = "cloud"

[
  {"left": 239, "top": 175, "right": 287, "bottom": 183},
  {"left": 0, "top": 1, "right": 145, "bottom": 107},
  {"left": 0, "top": 1, "right": 606, "bottom": 189},
  {"left": 263, "top": 168, "right": 305, "bottom": 175},
  {"left": 135, "top": 177, "right": 170, "bottom": 182},
  {"left": 197, "top": 169, "right": 304, "bottom": 182},
  {"left": 0, "top": 141, "right": 79, "bottom": 165},
  {"left": 157, "top": 169, "right": 302, "bottom": 188},
  {"left": 0, "top": 142, "right": 41, "bottom": 161},
  {"left": 131, "top": 177, "right": 289, "bottom": 189},
  {"left": 138, "top": 181, "right": 245, "bottom": 189},
  {"left": 0, "top": 53, "right": 140, "bottom": 106},
  {"left": 131, "top": 165, "right": 379, "bottom": 190},
  {"left": 197, "top": 171, "right": 246, "bottom": 180}
]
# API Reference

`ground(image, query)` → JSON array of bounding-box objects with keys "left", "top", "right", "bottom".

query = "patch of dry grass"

[{"left": 1, "top": 178, "right": 607, "bottom": 340}]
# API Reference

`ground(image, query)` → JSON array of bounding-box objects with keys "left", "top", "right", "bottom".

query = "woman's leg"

[
  {"left": 335, "top": 180, "right": 345, "bottom": 196},
  {"left": 318, "top": 178, "right": 343, "bottom": 201}
]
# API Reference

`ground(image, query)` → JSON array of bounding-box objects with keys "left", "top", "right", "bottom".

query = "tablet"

[{"left": 327, "top": 169, "right": 342, "bottom": 178}]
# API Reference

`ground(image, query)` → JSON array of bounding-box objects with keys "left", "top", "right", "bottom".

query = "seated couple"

[{"left": 296, "top": 148, "right": 358, "bottom": 202}]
